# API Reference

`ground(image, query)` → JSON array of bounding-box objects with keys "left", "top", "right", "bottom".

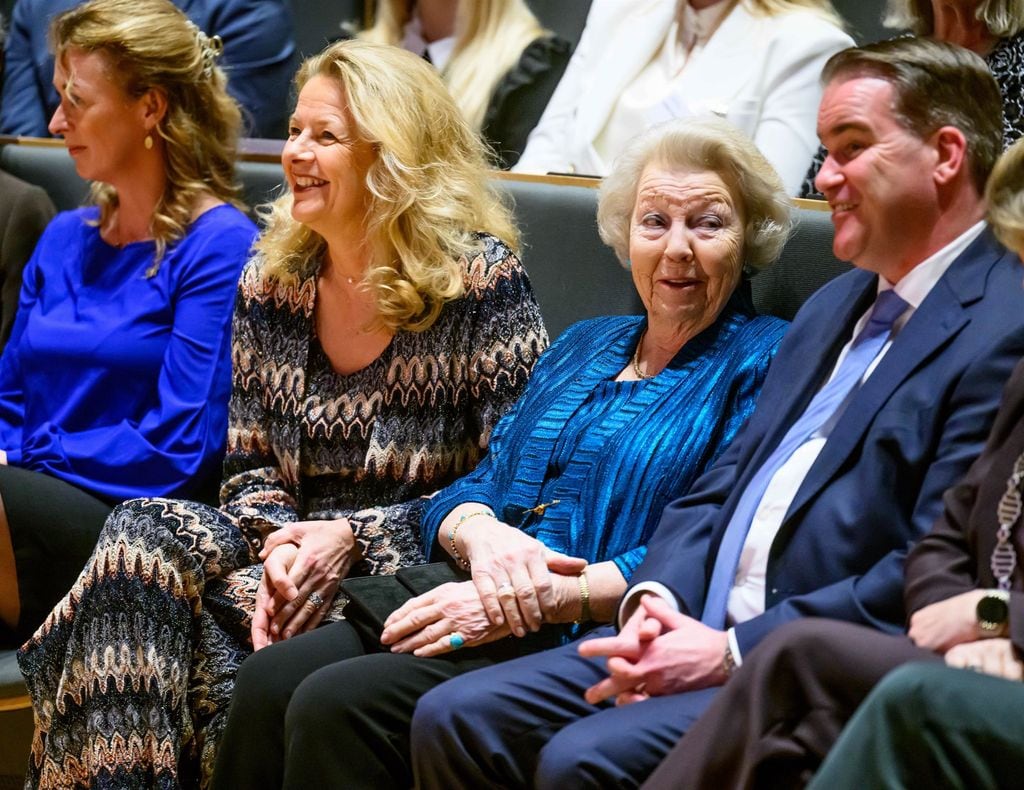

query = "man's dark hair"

[{"left": 822, "top": 37, "right": 1003, "bottom": 192}]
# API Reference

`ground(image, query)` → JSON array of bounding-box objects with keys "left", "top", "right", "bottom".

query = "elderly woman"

[
  {"left": 513, "top": 0, "right": 852, "bottom": 193},
  {"left": 641, "top": 137, "right": 1024, "bottom": 790},
  {"left": 799, "top": 0, "right": 1024, "bottom": 197},
  {"left": 359, "top": 0, "right": 570, "bottom": 168},
  {"left": 17, "top": 39, "right": 546, "bottom": 788},
  {"left": 0, "top": 0, "right": 256, "bottom": 648},
  {"left": 210, "top": 116, "right": 791, "bottom": 789}
]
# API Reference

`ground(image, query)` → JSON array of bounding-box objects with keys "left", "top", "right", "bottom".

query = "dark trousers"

[
  {"left": 412, "top": 624, "right": 720, "bottom": 790},
  {"left": 1, "top": 464, "right": 112, "bottom": 645},
  {"left": 808, "top": 662, "right": 1024, "bottom": 790},
  {"left": 211, "top": 618, "right": 548, "bottom": 790},
  {"left": 643, "top": 618, "right": 941, "bottom": 790}
]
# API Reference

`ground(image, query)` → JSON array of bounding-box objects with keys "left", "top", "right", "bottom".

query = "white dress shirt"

[
  {"left": 621, "top": 221, "right": 987, "bottom": 665},
  {"left": 401, "top": 16, "right": 456, "bottom": 71}
]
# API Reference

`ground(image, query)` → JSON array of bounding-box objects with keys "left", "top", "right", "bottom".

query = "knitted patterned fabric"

[{"left": 17, "top": 233, "right": 547, "bottom": 789}]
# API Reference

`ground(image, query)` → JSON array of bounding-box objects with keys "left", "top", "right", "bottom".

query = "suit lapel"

[
  {"left": 743, "top": 272, "right": 876, "bottom": 476},
  {"left": 782, "top": 232, "right": 1000, "bottom": 524}
]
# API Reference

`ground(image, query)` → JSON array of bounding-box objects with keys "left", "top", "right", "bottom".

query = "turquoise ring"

[{"left": 449, "top": 632, "right": 465, "bottom": 650}]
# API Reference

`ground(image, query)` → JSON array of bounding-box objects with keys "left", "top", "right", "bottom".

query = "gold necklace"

[{"left": 632, "top": 331, "right": 652, "bottom": 380}]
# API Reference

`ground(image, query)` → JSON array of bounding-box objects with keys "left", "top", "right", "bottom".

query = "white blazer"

[{"left": 514, "top": 0, "right": 853, "bottom": 194}]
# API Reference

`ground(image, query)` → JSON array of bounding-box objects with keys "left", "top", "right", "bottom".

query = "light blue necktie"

[{"left": 700, "top": 290, "right": 910, "bottom": 629}]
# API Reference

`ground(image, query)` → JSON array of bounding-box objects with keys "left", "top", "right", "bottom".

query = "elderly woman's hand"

[
  {"left": 454, "top": 516, "right": 587, "bottom": 637},
  {"left": 380, "top": 581, "right": 512, "bottom": 656}
]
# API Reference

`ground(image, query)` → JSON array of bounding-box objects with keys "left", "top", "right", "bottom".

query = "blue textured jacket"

[
  {"left": 421, "top": 303, "right": 787, "bottom": 582},
  {"left": 1, "top": 0, "right": 296, "bottom": 138}
]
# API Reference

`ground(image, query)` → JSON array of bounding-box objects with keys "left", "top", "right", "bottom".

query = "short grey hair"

[
  {"left": 884, "top": 0, "right": 1024, "bottom": 37},
  {"left": 596, "top": 117, "right": 793, "bottom": 271}
]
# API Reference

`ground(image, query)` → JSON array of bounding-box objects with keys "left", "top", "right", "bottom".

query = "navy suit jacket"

[{"left": 630, "top": 228, "right": 1024, "bottom": 656}]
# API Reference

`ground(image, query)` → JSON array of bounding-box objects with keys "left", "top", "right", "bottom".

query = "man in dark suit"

[
  {"left": 0, "top": 169, "right": 53, "bottom": 351},
  {"left": 410, "top": 38, "right": 1024, "bottom": 789},
  {"left": 643, "top": 136, "right": 1024, "bottom": 790}
]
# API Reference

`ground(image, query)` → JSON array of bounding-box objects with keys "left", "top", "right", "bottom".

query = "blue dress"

[
  {"left": 422, "top": 300, "right": 788, "bottom": 600},
  {"left": 0, "top": 204, "right": 257, "bottom": 500}
]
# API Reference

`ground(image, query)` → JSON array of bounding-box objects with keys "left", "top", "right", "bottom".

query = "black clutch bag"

[{"left": 339, "top": 561, "right": 469, "bottom": 639}]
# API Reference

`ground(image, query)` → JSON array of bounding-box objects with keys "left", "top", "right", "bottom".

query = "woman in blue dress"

[
  {"left": 0, "top": 0, "right": 257, "bottom": 646},
  {"left": 212, "top": 116, "right": 792, "bottom": 789}
]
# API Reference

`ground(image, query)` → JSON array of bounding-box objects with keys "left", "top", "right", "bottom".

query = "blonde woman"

[
  {"left": 515, "top": 0, "right": 853, "bottom": 193},
  {"left": 0, "top": 0, "right": 256, "bottom": 649},
  {"left": 17, "top": 39, "right": 547, "bottom": 788},
  {"left": 359, "top": 0, "right": 570, "bottom": 167}
]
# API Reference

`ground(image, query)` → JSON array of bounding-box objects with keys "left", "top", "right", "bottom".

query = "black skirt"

[{"left": 1, "top": 464, "right": 113, "bottom": 645}]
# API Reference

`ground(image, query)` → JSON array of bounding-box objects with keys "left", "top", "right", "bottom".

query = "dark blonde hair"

[
  {"left": 746, "top": 0, "right": 845, "bottom": 27},
  {"left": 256, "top": 39, "right": 519, "bottom": 332},
  {"left": 988, "top": 137, "right": 1024, "bottom": 256},
  {"left": 51, "top": 0, "right": 242, "bottom": 264},
  {"left": 361, "top": 0, "right": 547, "bottom": 133},
  {"left": 884, "top": 0, "right": 1024, "bottom": 37},
  {"left": 597, "top": 118, "right": 792, "bottom": 271}
]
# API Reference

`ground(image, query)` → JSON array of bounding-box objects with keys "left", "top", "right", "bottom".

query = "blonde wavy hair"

[
  {"left": 361, "top": 0, "right": 546, "bottom": 132},
  {"left": 884, "top": 0, "right": 1024, "bottom": 37},
  {"left": 256, "top": 39, "right": 519, "bottom": 332},
  {"left": 744, "top": 0, "right": 845, "bottom": 27},
  {"left": 51, "top": 0, "right": 242, "bottom": 266},
  {"left": 597, "top": 118, "right": 792, "bottom": 271},
  {"left": 988, "top": 137, "right": 1024, "bottom": 256}
]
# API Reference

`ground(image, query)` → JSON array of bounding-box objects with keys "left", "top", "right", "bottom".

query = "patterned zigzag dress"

[{"left": 17, "top": 234, "right": 547, "bottom": 789}]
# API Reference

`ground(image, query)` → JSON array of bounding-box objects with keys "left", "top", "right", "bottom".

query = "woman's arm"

[
  {"left": 380, "top": 560, "right": 625, "bottom": 656},
  {"left": 220, "top": 257, "right": 304, "bottom": 543},
  {"left": 10, "top": 215, "right": 257, "bottom": 501}
]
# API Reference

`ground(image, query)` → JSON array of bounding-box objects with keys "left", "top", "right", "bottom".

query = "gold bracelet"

[
  {"left": 574, "top": 570, "right": 591, "bottom": 624},
  {"left": 448, "top": 510, "right": 494, "bottom": 570}
]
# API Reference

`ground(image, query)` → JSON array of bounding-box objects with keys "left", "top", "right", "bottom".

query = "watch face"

[{"left": 978, "top": 595, "right": 1010, "bottom": 626}]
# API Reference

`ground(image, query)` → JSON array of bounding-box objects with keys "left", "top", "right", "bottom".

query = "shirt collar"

[
  {"left": 678, "top": 0, "right": 735, "bottom": 50},
  {"left": 880, "top": 220, "right": 987, "bottom": 308}
]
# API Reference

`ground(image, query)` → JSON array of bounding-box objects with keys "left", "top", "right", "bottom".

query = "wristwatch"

[{"left": 976, "top": 590, "right": 1011, "bottom": 635}]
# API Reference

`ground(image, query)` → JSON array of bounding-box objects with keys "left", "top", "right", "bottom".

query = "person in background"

[
  {"left": 0, "top": 170, "right": 55, "bottom": 350},
  {"left": 0, "top": 0, "right": 256, "bottom": 650},
  {"left": 0, "top": 11, "right": 58, "bottom": 350},
  {"left": 1, "top": 0, "right": 297, "bottom": 138},
  {"left": 411, "top": 37, "right": 1024, "bottom": 789},
  {"left": 359, "top": 0, "right": 570, "bottom": 168},
  {"left": 17, "top": 39, "right": 547, "bottom": 789},
  {"left": 643, "top": 134, "right": 1024, "bottom": 790},
  {"left": 799, "top": 0, "right": 1024, "bottom": 198},
  {"left": 513, "top": 0, "right": 852, "bottom": 193}
]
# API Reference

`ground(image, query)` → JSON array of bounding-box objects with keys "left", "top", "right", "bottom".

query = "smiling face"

[
  {"left": 815, "top": 75, "right": 942, "bottom": 279},
  {"left": 628, "top": 164, "right": 744, "bottom": 338},
  {"left": 48, "top": 48, "right": 153, "bottom": 185},
  {"left": 283, "top": 75, "right": 376, "bottom": 240}
]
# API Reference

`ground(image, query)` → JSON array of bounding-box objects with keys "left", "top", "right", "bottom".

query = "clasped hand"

[
  {"left": 458, "top": 518, "right": 586, "bottom": 637},
  {"left": 579, "top": 596, "right": 729, "bottom": 707},
  {"left": 251, "top": 518, "right": 360, "bottom": 650},
  {"left": 945, "top": 638, "right": 1024, "bottom": 680},
  {"left": 908, "top": 589, "right": 988, "bottom": 652}
]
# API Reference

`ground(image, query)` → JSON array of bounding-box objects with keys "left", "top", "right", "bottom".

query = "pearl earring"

[{"left": 144, "top": 134, "right": 154, "bottom": 150}]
